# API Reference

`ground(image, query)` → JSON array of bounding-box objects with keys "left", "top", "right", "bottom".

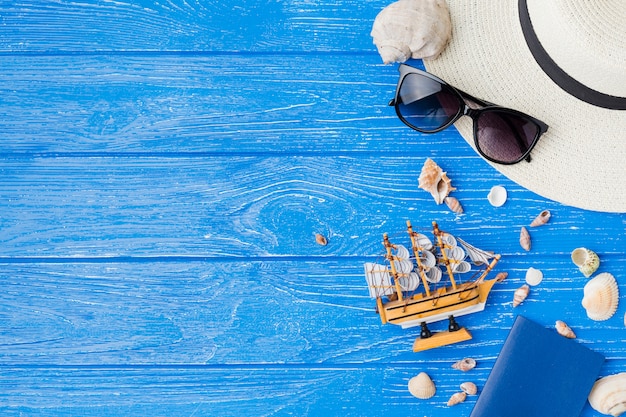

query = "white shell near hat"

[{"left": 421, "top": 0, "right": 626, "bottom": 212}]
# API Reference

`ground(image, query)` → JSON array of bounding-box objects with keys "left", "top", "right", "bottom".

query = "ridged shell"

[
  {"left": 519, "top": 227, "right": 531, "bottom": 251},
  {"left": 447, "top": 391, "right": 466, "bottom": 406},
  {"left": 452, "top": 357, "right": 476, "bottom": 372},
  {"left": 418, "top": 158, "right": 456, "bottom": 204},
  {"left": 582, "top": 272, "right": 619, "bottom": 321},
  {"left": 525, "top": 267, "right": 543, "bottom": 286},
  {"left": 530, "top": 210, "right": 551, "bottom": 227},
  {"left": 571, "top": 247, "right": 600, "bottom": 278},
  {"left": 487, "top": 185, "right": 507, "bottom": 207},
  {"left": 555, "top": 320, "right": 576, "bottom": 339},
  {"left": 513, "top": 284, "right": 530, "bottom": 307},
  {"left": 315, "top": 233, "right": 328, "bottom": 246},
  {"left": 371, "top": 0, "right": 452, "bottom": 64},
  {"left": 495, "top": 272, "right": 509, "bottom": 282},
  {"left": 588, "top": 372, "right": 626, "bottom": 417},
  {"left": 408, "top": 372, "right": 436, "bottom": 399},
  {"left": 460, "top": 381, "right": 478, "bottom": 395},
  {"left": 444, "top": 196, "right": 463, "bottom": 214}
]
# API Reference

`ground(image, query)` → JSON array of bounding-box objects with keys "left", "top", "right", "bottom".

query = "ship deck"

[{"left": 1, "top": 2, "right": 624, "bottom": 416}]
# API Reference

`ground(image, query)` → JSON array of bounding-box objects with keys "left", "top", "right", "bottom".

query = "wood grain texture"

[{"left": 0, "top": 1, "right": 625, "bottom": 416}]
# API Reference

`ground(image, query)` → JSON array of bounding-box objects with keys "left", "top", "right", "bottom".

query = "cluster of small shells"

[
  {"left": 409, "top": 359, "right": 478, "bottom": 407},
  {"left": 371, "top": 0, "right": 451, "bottom": 64},
  {"left": 588, "top": 372, "right": 626, "bottom": 417}
]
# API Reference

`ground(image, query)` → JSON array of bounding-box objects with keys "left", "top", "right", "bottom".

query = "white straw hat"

[{"left": 423, "top": 0, "right": 626, "bottom": 213}]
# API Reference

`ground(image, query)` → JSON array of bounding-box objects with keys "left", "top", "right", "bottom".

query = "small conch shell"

[
  {"left": 571, "top": 247, "right": 600, "bottom": 278},
  {"left": 582, "top": 272, "right": 619, "bottom": 321},
  {"left": 530, "top": 210, "right": 551, "bottom": 227},
  {"left": 447, "top": 391, "right": 466, "bottom": 406},
  {"left": 452, "top": 357, "right": 476, "bottom": 372},
  {"left": 525, "top": 267, "right": 543, "bottom": 286},
  {"left": 555, "top": 320, "right": 576, "bottom": 339},
  {"left": 408, "top": 372, "right": 436, "bottom": 399},
  {"left": 519, "top": 227, "right": 531, "bottom": 251},
  {"left": 444, "top": 196, "right": 463, "bottom": 214},
  {"left": 460, "top": 381, "right": 478, "bottom": 395},
  {"left": 487, "top": 185, "right": 507, "bottom": 207},
  {"left": 588, "top": 372, "right": 626, "bottom": 417},
  {"left": 495, "top": 272, "right": 508, "bottom": 282},
  {"left": 418, "top": 158, "right": 456, "bottom": 204},
  {"left": 371, "top": 0, "right": 452, "bottom": 64},
  {"left": 513, "top": 284, "right": 530, "bottom": 307},
  {"left": 315, "top": 233, "right": 328, "bottom": 246}
]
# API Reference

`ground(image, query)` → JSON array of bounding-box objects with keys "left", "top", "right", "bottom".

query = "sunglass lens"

[
  {"left": 397, "top": 73, "right": 462, "bottom": 132},
  {"left": 475, "top": 110, "right": 540, "bottom": 163}
]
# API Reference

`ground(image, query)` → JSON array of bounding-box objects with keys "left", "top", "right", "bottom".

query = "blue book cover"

[{"left": 470, "top": 315, "right": 605, "bottom": 417}]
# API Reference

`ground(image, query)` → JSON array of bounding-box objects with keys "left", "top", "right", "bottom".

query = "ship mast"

[
  {"left": 383, "top": 233, "right": 404, "bottom": 301},
  {"left": 432, "top": 221, "right": 458, "bottom": 290},
  {"left": 406, "top": 220, "right": 432, "bottom": 297}
]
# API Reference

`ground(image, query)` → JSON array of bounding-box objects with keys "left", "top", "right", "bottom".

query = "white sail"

[
  {"left": 394, "top": 244, "right": 410, "bottom": 260},
  {"left": 364, "top": 262, "right": 395, "bottom": 298},
  {"left": 398, "top": 272, "right": 420, "bottom": 292},
  {"left": 394, "top": 259, "right": 414, "bottom": 274},
  {"left": 457, "top": 237, "right": 496, "bottom": 266},
  {"left": 426, "top": 267, "right": 442, "bottom": 283},
  {"left": 415, "top": 233, "right": 433, "bottom": 250}
]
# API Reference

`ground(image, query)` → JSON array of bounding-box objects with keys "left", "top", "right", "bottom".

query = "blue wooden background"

[{"left": 0, "top": 1, "right": 624, "bottom": 416}]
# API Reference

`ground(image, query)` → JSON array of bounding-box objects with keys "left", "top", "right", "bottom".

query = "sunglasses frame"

[{"left": 389, "top": 64, "right": 549, "bottom": 165}]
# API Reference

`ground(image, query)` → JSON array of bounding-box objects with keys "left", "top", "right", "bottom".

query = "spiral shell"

[
  {"left": 513, "top": 284, "right": 530, "bottom": 307},
  {"left": 571, "top": 247, "right": 600, "bottom": 278},
  {"left": 447, "top": 391, "right": 466, "bottom": 406},
  {"left": 519, "top": 227, "right": 531, "bottom": 251},
  {"left": 444, "top": 196, "right": 463, "bottom": 214},
  {"left": 530, "top": 210, "right": 551, "bottom": 227},
  {"left": 408, "top": 372, "right": 436, "bottom": 399},
  {"left": 315, "top": 233, "right": 328, "bottom": 246},
  {"left": 555, "top": 320, "right": 576, "bottom": 339},
  {"left": 452, "top": 357, "right": 476, "bottom": 372},
  {"left": 418, "top": 158, "right": 456, "bottom": 204},
  {"left": 371, "top": 0, "right": 452, "bottom": 64},
  {"left": 460, "top": 381, "right": 478, "bottom": 395},
  {"left": 588, "top": 372, "right": 626, "bottom": 417},
  {"left": 582, "top": 272, "right": 619, "bottom": 321}
]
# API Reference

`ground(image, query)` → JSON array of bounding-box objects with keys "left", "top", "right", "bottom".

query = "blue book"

[{"left": 470, "top": 315, "right": 604, "bottom": 417}]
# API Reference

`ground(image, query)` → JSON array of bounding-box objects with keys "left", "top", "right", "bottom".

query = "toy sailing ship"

[{"left": 364, "top": 221, "right": 505, "bottom": 352}]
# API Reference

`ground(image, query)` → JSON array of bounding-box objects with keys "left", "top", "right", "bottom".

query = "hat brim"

[{"left": 423, "top": 0, "right": 626, "bottom": 213}]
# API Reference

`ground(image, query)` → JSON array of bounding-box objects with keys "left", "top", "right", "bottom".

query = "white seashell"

[
  {"left": 418, "top": 158, "right": 456, "bottom": 204},
  {"left": 530, "top": 210, "right": 551, "bottom": 227},
  {"left": 588, "top": 372, "right": 626, "bottom": 417},
  {"left": 582, "top": 272, "right": 619, "bottom": 321},
  {"left": 371, "top": 0, "right": 452, "bottom": 64},
  {"left": 444, "top": 196, "right": 463, "bottom": 214},
  {"left": 487, "top": 185, "right": 507, "bottom": 207},
  {"left": 555, "top": 320, "right": 576, "bottom": 339},
  {"left": 408, "top": 372, "right": 436, "bottom": 399},
  {"left": 452, "top": 357, "right": 476, "bottom": 372},
  {"left": 460, "top": 381, "right": 478, "bottom": 395},
  {"left": 513, "top": 284, "right": 530, "bottom": 307},
  {"left": 571, "top": 247, "right": 600, "bottom": 278},
  {"left": 447, "top": 391, "right": 466, "bottom": 406},
  {"left": 525, "top": 267, "right": 543, "bottom": 286},
  {"left": 519, "top": 227, "right": 531, "bottom": 251}
]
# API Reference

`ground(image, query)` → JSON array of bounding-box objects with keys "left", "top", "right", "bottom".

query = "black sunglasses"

[{"left": 389, "top": 64, "right": 548, "bottom": 165}]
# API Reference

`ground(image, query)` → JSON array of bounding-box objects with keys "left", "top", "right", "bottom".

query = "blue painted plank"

[{"left": 0, "top": 0, "right": 386, "bottom": 53}]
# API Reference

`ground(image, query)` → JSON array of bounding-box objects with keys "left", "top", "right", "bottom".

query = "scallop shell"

[
  {"left": 315, "top": 233, "right": 328, "bottom": 246},
  {"left": 452, "top": 357, "right": 476, "bottom": 372},
  {"left": 582, "top": 272, "right": 619, "bottom": 321},
  {"left": 530, "top": 210, "right": 551, "bottom": 227},
  {"left": 460, "top": 381, "right": 478, "bottom": 395},
  {"left": 588, "top": 372, "right": 626, "bottom": 417},
  {"left": 371, "top": 0, "right": 452, "bottom": 64},
  {"left": 487, "top": 185, "right": 507, "bottom": 207},
  {"left": 525, "top": 267, "right": 543, "bottom": 286},
  {"left": 447, "top": 391, "right": 466, "bottom": 406},
  {"left": 444, "top": 196, "right": 463, "bottom": 214},
  {"left": 571, "top": 247, "right": 600, "bottom": 278},
  {"left": 555, "top": 320, "right": 576, "bottom": 339},
  {"left": 418, "top": 158, "right": 456, "bottom": 204},
  {"left": 519, "top": 227, "right": 531, "bottom": 251},
  {"left": 513, "top": 284, "right": 530, "bottom": 307},
  {"left": 408, "top": 372, "right": 436, "bottom": 399}
]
